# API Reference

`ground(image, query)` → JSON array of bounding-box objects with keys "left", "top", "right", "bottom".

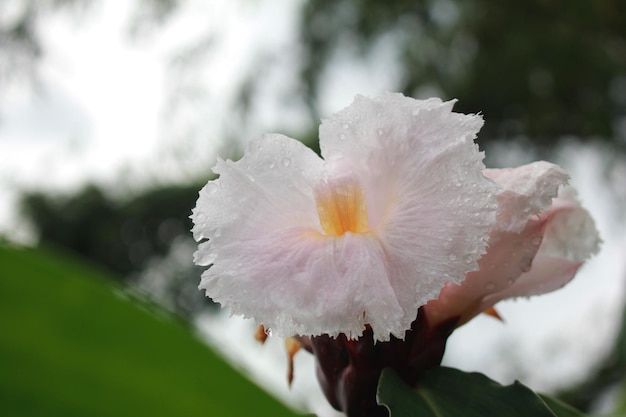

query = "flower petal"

[
  {"left": 536, "top": 187, "right": 601, "bottom": 262},
  {"left": 319, "top": 93, "right": 499, "bottom": 326},
  {"left": 482, "top": 256, "right": 582, "bottom": 303},
  {"left": 425, "top": 161, "right": 577, "bottom": 326},
  {"left": 191, "top": 133, "right": 408, "bottom": 340},
  {"left": 424, "top": 218, "right": 547, "bottom": 326},
  {"left": 200, "top": 227, "right": 404, "bottom": 341},
  {"left": 191, "top": 133, "right": 324, "bottom": 248},
  {"left": 483, "top": 161, "right": 569, "bottom": 233},
  {"left": 481, "top": 186, "right": 601, "bottom": 304}
]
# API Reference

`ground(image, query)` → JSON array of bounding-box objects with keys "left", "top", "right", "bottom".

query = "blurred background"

[{"left": 1, "top": 0, "right": 626, "bottom": 416}]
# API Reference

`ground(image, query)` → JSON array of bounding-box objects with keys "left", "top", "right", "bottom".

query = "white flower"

[
  {"left": 191, "top": 93, "right": 499, "bottom": 342},
  {"left": 423, "top": 162, "right": 601, "bottom": 327}
]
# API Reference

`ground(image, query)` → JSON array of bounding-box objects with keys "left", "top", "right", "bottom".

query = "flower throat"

[{"left": 314, "top": 174, "right": 369, "bottom": 236}]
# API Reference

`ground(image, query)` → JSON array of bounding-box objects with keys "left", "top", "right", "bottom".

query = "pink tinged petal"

[
  {"left": 481, "top": 256, "right": 583, "bottom": 305},
  {"left": 424, "top": 218, "right": 547, "bottom": 326},
  {"left": 191, "top": 133, "right": 324, "bottom": 265},
  {"left": 425, "top": 161, "right": 577, "bottom": 326},
  {"left": 191, "top": 133, "right": 323, "bottom": 237},
  {"left": 200, "top": 228, "right": 404, "bottom": 341},
  {"left": 480, "top": 187, "right": 602, "bottom": 306},
  {"left": 190, "top": 133, "right": 404, "bottom": 341},
  {"left": 320, "top": 93, "right": 499, "bottom": 325},
  {"left": 537, "top": 187, "right": 602, "bottom": 262},
  {"left": 484, "top": 161, "right": 569, "bottom": 233}
]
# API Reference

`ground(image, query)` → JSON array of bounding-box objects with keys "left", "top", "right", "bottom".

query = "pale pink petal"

[
  {"left": 537, "top": 187, "right": 601, "bottom": 262},
  {"left": 319, "top": 93, "right": 499, "bottom": 328},
  {"left": 484, "top": 161, "right": 569, "bottom": 232},
  {"left": 191, "top": 133, "right": 408, "bottom": 340},
  {"left": 425, "top": 161, "right": 575, "bottom": 326},
  {"left": 481, "top": 256, "right": 582, "bottom": 305},
  {"left": 200, "top": 227, "right": 404, "bottom": 341},
  {"left": 424, "top": 218, "right": 547, "bottom": 326},
  {"left": 191, "top": 133, "right": 324, "bottom": 250},
  {"left": 480, "top": 187, "right": 601, "bottom": 306}
]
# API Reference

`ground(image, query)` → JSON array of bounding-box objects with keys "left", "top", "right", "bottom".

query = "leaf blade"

[{"left": 377, "top": 367, "right": 586, "bottom": 417}]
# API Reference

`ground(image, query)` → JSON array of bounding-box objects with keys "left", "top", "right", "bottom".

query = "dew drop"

[
  {"left": 448, "top": 253, "right": 457, "bottom": 261},
  {"left": 485, "top": 282, "right": 496, "bottom": 291},
  {"left": 531, "top": 236, "right": 542, "bottom": 246},
  {"left": 342, "top": 123, "right": 349, "bottom": 129},
  {"left": 268, "top": 161, "right": 275, "bottom": 169},
  {"left": 282, "top": 158, "right": 291, "bottom": 167},
  {"left": 339, "top": 133, "right": 346, "bottom": 140},
  {"left": 205, "top": 183, "right": 218, "bottom": 194}
]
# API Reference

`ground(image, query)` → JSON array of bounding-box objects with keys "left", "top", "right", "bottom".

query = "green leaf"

[
  {"left": 538, "top": 394, "right": 587, "bottom": 417},
  {"left": 0, "top": 245, "right": 302, "bottom": 417},
  {"left": 377, "top": 367, "right": 587, "bottom": 417}
]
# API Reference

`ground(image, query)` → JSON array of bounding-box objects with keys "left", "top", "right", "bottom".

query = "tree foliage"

[
  {"left": 20, "top": 183, "right": 200, "bottom": 276},
  {"left": 298, "top": 0, "right": 626, "bottom": 148},
  {"left": 18, "top": 181, "right": 215, "bottom": 317}
]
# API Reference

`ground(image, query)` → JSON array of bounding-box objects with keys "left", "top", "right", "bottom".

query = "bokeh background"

[{"left": 1, "top": 1, "right": 626, "bottom": 416}]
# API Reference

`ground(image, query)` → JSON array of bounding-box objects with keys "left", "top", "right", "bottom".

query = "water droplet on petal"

[
  {"left": 531, "top": 236, "right": 542, "bottom": 246},
  {"left": 205, "top": 183, "right": 218, "bottom": 194},
  {"left": 485, "top": 282, "right": 496, "bottom": 291},
  {"left": 339, "top": 133, "right": 346, "bottom": 140},
  {"left": 268, "top": 161, "right": 275, "bottom": 169},
  {"left": 448, "top": 253, "right": 457, "bottom": 261},
  {"left": 342, "top": 123, "right": 349, "bottom": 129},
  {"left": 282, "top": 158, "right": 291, "bottom": 167}
]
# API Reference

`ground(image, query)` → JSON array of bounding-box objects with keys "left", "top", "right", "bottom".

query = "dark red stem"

[{"left": 310, "top": 307, "right": 459, "bottom": 417}]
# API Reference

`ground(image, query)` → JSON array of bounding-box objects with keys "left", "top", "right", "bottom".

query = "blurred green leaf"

[
  {"left": 0, "top": 245, "right": 301, "bottom": 417},
  {"left": 377, "top": 367, "right": 586, "bottom": 417}
]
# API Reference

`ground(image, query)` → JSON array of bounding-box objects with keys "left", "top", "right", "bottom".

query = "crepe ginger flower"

[
  {"left": 191, "top": 92, "right": 600, "bottom": 344},
  {"left": 192, "top": 93, "right": 500, "bottom": 342}
]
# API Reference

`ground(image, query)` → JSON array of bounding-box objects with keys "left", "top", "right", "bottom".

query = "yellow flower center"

[{"left": 313, "top": 174, "right": 370, "bottom": 236}]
